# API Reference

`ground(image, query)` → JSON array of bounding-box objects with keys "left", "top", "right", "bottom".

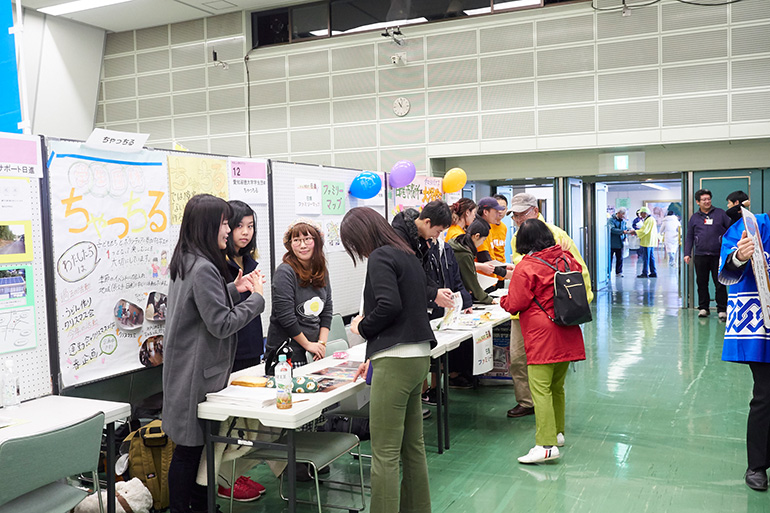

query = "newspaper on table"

[{"left": 741, "top": 207, "right": 770, "bottom": 327}]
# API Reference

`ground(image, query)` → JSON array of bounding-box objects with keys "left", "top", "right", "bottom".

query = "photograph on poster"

[
  {"left": 145, "top": 291, "right": 167, "bottom": 321},
  {"left": 139, "top": 334, "right": 164, "bottom": 367},
  {"left": 0, "top": 268, "right": 26, "bottom": 301},
  {"left": 114, "top": 299, "right": 144, "bottom": 330},
  {"left": 0, "top": 224, "right": 28, "bottom": 259}
]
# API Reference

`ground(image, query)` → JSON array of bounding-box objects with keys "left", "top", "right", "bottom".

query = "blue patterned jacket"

[{"left": 719, "top": 213, "right": 770, "bottom": 364}]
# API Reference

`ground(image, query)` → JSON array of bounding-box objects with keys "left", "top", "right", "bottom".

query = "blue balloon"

[{"left": 349, "top": 171, "right": 382, "bottom": 199}]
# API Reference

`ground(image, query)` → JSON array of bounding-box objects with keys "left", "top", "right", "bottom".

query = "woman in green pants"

[{"left": 340, "top": 207, "right": 436, "bottom": 513}]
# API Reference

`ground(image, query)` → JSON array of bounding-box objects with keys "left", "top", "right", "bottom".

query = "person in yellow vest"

[
  {"left": 476, "top": 196, "right": 513, "bottom": 289},
  {"left": 445, "top": 197, "right": 477, "bottom": 241},
  {"left": 633, "top": 206, "right": 659, "bottom": 278},
  {"left": 505, "top": 192, "right": 593, "bottom": 418}
]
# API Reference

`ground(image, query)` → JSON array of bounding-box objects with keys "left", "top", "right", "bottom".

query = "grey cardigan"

[{"left": 162, "top": 253, "right": 264, "bottom": 446}]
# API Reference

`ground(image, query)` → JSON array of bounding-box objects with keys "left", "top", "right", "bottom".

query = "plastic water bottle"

[
  {"left": 275, "top": 355, "right": 292, "bottom": 409},
  {"left": 3, "top": 360, "right": 20, "bottom": 408}
]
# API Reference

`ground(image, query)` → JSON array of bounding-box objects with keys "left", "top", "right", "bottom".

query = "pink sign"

[
  {"left": 0, "top": 136, "right": 38, "bottom": 165},
  {"left": 231, "top": 160, "right": 267, "bottom": 179}
]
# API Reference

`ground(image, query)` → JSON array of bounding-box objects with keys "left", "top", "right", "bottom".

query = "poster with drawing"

[
  {"left": 323, "top": 218, "right": 344, "bottom": 253},
  {"left": 48, "top": 140, "right": 171, "bottom": 387},
  {"left": 0, "top": 264, "right": 36, "bottom": 354}
]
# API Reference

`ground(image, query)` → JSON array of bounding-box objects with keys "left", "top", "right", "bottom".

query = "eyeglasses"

[
  {"left": 512, "top": 207, "right": 535, "bottom": 220},
  {"left": 291, "top": 236, "right": 315, "bottom": 246}
]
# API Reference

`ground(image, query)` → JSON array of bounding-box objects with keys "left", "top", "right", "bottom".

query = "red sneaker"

[
  {"left": 239, "top": 476, "right": 266, "bottom": 495},
  {"left": 217, "top": 476, "right": 262, "bottom": 502}
]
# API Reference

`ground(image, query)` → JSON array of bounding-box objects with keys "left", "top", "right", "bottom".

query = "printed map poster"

[
  {"left": 168, "top": 154, "right": 228, "bottom": 225},
  {"left": 48, "top": 140, "right": 171, "bottom": 387},
  {"left": 229, "top": 158, "right": 268, "bottom": 205},
  {"left": 296, "top": 178, "right": 321, "bottom": 215},
  {"left": 0, "top": 264, "right": 37, "bottom": 354},
  {"left": 392, "top": 176, "right": 443, "bottom": 216}
]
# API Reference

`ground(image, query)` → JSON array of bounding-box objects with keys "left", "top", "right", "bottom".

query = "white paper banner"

[
  {"left": 472, "top": 326, "right": 494, "bottom": 375},
  {"left": 295, "top": 178, "right": 322, "bottom": 215}
]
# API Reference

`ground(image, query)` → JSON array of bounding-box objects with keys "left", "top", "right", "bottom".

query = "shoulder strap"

[
  {"left": 533, "top": 297, "right": 557, "bottom": 324},
  {"left": 532, "top": 255, "right": 571, "bottom": 273}
]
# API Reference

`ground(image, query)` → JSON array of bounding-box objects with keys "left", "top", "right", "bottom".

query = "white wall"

[{"left": 22, "top": 9, "right": 105, "bottom": 139}]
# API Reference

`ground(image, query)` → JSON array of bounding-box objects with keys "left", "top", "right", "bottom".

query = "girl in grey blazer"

[{"left": 162, "top": 194, "right": 265, "bottom": 513}]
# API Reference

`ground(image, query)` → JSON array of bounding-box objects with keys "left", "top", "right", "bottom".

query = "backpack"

[
  {"left": 532, "top": 255, "right": 592, "bottom": 326},
  {"left": 124, "top": 420, "right": 175, "bottom": 511}
]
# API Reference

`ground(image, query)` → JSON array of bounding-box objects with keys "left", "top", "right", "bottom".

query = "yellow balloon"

[{"left": 443, "top": 167, "right": 467, "bottom": 193}]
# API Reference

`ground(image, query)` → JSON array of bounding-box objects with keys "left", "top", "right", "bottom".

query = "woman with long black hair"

[{"left": 162, "top": 194, "right": 264, "bottom": 513}]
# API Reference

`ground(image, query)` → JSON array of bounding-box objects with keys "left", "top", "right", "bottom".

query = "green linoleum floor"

[{"left": 226, "top": 262, "right": 767, "bottom": 512}]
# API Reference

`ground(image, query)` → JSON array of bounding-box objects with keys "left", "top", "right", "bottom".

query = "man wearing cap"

[
  {"left": 476, "top": 196, "right": 513, "bottom": 288},
  {"left": 633, "top": 207, "right": 659, "bottom": 278},
  {"left": 504, "top": 192, "right": 593, "bottom": 418},
  {"left": 683, "top": 188, "right": 731, "bottom": 319}
]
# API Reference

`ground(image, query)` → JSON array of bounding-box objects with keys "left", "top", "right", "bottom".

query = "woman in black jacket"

[{"left": 341, "top": 207, "right": 435, "bottom": 513}]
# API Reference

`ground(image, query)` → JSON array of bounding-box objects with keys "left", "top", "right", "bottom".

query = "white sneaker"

[
  {"left": 518, "top": 445, "right": 560, "bottom": 464},
  {"left": 698, "top": 309, "right": 709, "bottom": 318},
  {"left": 556, "top": 433, "right": 565, "bottom": 447}
]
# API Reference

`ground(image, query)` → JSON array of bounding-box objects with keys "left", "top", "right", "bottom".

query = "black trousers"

[
  {"left": 693, "top": 254, "right": 727, "bottom": 312},
  {"left": 748, "top": 363, "right": 770, "bottom": 472},
  {"left": 169, "top": 443, "right": 208, "bottom": 513},
  {"left": 610, "top": 247, "right": 623, "bottom": 274}
]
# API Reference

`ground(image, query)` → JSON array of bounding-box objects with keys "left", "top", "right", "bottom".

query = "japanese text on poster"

[
  {"left": 322, "top": 181, "right": 345, "bottom": 215},
  {"left": 49, "top": 141, "right": 171, "bottom": 386},
  {"left": 168, "top": 155, "right": 228, "bottom": 224},
  {"left": 296, "top": 178, "right": 321, "bottom": 215},
  {"left": 229, "top": 159, "right": 268, "bottom": 205}
]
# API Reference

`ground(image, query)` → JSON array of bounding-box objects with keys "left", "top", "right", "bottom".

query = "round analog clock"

[{"left": 393, "top": 97, "right": 411, "bottom": 117}]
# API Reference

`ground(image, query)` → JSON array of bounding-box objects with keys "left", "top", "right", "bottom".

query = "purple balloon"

[{"left": 389, "top": 160, "right": 416, "bottom": 189}]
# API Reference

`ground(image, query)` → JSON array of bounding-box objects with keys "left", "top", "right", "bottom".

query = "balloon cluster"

[{"left": 349, "top": 161, "right": 468, "bottom": 198}]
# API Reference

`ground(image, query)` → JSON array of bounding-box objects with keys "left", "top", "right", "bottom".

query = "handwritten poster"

[
  {"left": 48, "top": 140, "right": 171, "bottom": 387},
  {"left": 322, "top": 181, "right": 345, "bottom": 215},
  {"left": 472, "top": 326, "right": 494, "bottom": 375},
  {"left": 0, "top": 264, "right": 37, "bottom": 354},
  {"left": 0, "top": 133, "right": 42, "bottom": 178},
  {"left": 323, "top": 218, "right": 344, "bottom": 253},
  {"left": 167, "top": 154, "right": 228, "bottom": 224},
  {"left": 229, "top": 158, "right": 268, "bottom": 205},
  {"left": 392, "top": 176, "right": 443, "bottom": 216},
  {"left": 296, "top": 178, "right": 321, "bottom": 215}
]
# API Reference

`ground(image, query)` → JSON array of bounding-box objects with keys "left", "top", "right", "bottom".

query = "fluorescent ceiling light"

[
  {"left": 495, "top": 0, "right": 542, "bottom": 10},
  {"left": 342, "top": 18, "right": 427, "bottom": 34},
  {"left": 642, "top": 183, "right": 668, "bottom": 191},
  {"left": 464, "top": 7, "right": 492, "bottom": 15},
  {"left": 39, "top": 0, "right": 132, "bottom": 16}
]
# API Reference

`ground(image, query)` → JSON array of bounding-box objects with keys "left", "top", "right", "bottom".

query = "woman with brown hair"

[
  {"left": 445, "top": 197, "right": 477, "bottom": 241},
  {"left": 342, "top": 207, "right": 435, "bottom": 513},
  {"left": 265, "top": 218, "right": 331, "bottom": 367}
]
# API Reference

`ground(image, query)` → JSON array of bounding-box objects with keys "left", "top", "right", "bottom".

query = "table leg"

[
  {"left": 442, "top": 352, "right": 450, "bottom": 450},
  {"left": 106, "top": 422, "right": 116, "bottom": 513},
  {"left": 287, "top": 429, "right": 296, "bottom": 513},
  {"left": 206, "top": 420, "right": 217, "bottom": 513},
  {"left": 434, "top": 357, "right": 443, "bottom": 454}
]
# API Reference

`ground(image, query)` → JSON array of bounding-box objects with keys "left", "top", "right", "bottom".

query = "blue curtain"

[{"left": 0, "top": 0, "right": 22, "bottom": 133}]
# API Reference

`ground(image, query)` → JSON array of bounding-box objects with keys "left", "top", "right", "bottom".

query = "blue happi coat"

[{"left": 720, "top": 213, "right": 770, "bottom": 364}]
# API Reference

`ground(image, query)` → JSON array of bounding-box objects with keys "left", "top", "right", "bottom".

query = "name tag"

[{"left": 704, "top": 218, "right": 713, "bottom": 225}]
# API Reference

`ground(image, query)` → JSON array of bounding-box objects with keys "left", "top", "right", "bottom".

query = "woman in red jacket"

[{"left": 500, "top": 219, "right": 586, "bottom": 464}]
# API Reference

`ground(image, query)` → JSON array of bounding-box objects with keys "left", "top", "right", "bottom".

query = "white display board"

[
  {"left": 0, "top": 134, "right": 52, "bottom": 400},
  {"left": 270, "top": 161, "right": 387, "bottom": 317},
  {"left": 47, "top": 140, "right": 171, "bottom": 388}
]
